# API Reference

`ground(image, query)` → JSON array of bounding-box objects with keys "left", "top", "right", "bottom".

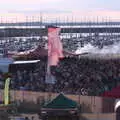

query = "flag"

[
  {"left": 48, "top": 26, "right": 64, "bottom": 66},
  {"left": 4, "top": 77, "right": 10, "bottom": 105},
  {"left": 46, "top": 26, "right": 63, "bottom": 84}
]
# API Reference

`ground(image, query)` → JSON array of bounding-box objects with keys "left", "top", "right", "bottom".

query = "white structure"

[
  {"left": 13, "top": 60, "right": 40, "bottom": 64},
  {"left": 115, "top": 99, "right": 120, "bottom": 112}
]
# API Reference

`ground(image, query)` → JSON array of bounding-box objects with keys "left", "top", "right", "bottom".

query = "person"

[
  {"left": 31, "top": 116, "right": 34, "bottom": 120},
  {"left": 25, "top": 117, "right": 29, "bottom": 120}
]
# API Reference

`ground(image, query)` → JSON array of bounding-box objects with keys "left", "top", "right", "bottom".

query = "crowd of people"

[
  {"left": 51, "top": 57, "right": 120, "bottom": 95},
  {"left": 0, "top": 56, "right": 118, "bottom": 96}
]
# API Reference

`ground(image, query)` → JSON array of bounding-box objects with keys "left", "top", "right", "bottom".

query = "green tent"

[
  {"left": 41, "top": 93, "right": 79, "bottom": 120},
  {"left": 43, "top": 93, "right": 78, "bottom": 109}
]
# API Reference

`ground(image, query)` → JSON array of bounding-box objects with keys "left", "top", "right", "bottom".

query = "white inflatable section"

[
  {"left": 115, "top": 99, "right": 120, "bottom": 112},
  {"left": 13, "top": 60, "right": 40, "bottom": 64}
]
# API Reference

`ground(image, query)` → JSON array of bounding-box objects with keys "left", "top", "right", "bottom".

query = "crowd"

[
  {"left": 51, "top": 57, "right": 120, "bottom": 95},
  {"left": 0, "top": 56, "right": 118, "bottom": 96}
]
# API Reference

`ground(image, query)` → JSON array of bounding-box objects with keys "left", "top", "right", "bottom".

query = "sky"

[{"left": 0, "top": 0, "right": 120, "bottom": 22}]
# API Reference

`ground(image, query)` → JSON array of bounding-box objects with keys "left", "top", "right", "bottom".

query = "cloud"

[
  {"left": 71, "top": 10, "right": 120, "bottom": 21},
  {"left": 1, "top": 0, "right": 62, "bottom": 4},
  {"left": 10, "top": 10, "right": 71, "bottom": 14}
]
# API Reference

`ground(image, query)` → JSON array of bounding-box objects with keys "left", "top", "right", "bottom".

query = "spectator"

[{"left": 6, "top": 56, "right": 120, "bottom": 96}]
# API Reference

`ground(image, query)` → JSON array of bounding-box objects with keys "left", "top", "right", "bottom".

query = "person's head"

[{"left": 25, "top": 117, "right": 29, "bottom": 120}]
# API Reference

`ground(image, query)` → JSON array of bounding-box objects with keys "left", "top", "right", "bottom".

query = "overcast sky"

[{"left": 0, "top": 0, "right": 120, "bottom": 22}]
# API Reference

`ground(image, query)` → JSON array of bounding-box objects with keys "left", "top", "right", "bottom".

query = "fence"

[{"left": 0, "top": 90, "right": 116, "bottom": 113}]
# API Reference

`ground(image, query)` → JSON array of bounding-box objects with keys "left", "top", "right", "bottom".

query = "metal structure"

[{"left": 0, "top": 20, "right": 120, "bottom": 52}]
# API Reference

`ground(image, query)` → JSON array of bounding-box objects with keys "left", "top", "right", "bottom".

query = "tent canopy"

[
  {"left": 43, "top": 93, "right": 78, "bottom": 109},
  {"left": 102, "top": 85, "right": 120, "bottom": 98}
]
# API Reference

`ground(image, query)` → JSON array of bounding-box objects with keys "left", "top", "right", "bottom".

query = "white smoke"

[{"left": 76, "top": 42, "right": 120, "bottom": 54}]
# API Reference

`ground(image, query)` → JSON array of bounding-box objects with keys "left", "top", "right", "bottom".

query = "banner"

[
  {"left": 4, "top": 78, "right": 10, "bottom": 105},
  {"left": 46, "top": 26, "right": 64, "bottom": 84},
  {"left": 48, "top": 26, "right": 64, "bottom": 66}
]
